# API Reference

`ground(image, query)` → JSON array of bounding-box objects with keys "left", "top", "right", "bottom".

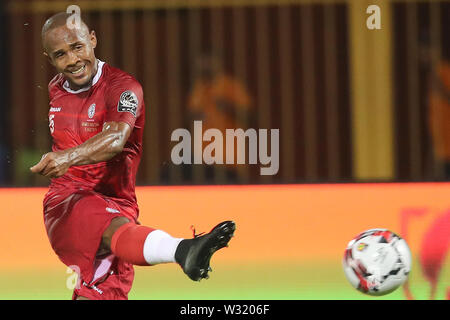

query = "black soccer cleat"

[{"left": 175, "top": 221, "right": 236, "bottom": 281}]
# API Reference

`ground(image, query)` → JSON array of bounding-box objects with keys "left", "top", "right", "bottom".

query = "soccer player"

[{"left": 30, "top": 12, "right": 235, "bottom": 300}]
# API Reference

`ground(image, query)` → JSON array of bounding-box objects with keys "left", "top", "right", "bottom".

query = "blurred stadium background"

[{"left": 0, "top": 0, "right": 448, "bottom": 300}]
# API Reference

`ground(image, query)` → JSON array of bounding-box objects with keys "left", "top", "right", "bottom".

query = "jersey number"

[{"left": 49, "top": 114, "right": 55, "bottom": 134}]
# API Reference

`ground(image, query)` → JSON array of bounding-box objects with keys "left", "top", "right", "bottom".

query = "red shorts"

[
  {"left": 72, "top": 257, "right": 135, "bottom": 300},
  {"left": 43, "top": 188, "right": 138, "bottom": 300}
]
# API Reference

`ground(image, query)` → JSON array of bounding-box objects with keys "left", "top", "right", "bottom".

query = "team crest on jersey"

[
  {"left": 118, "top": 90, "right": 138, "bottom": 117},
  {"left": 88, "top": 103, "right": 96, "bottom": 119}
]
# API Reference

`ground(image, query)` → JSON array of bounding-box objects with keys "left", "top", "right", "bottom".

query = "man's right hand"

[{"left": 30, "top": 150, "right": 72, "bottom": 178}]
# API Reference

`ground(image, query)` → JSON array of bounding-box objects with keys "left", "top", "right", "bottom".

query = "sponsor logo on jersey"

[
  {"left": 88, "top": 103, "right": 96, "bottom": 119},
  {"left": 117, "top": 90, "right": 138, "bottom": 116},
  {"left": 81, "top": 121, "right": 100, "bottom": 132}
]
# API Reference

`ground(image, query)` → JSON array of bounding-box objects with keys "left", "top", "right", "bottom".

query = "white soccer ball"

[{"left": 342, "top": 228, "right": 412, "bottom": 296}]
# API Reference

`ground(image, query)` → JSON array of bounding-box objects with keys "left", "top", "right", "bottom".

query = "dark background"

[{"left": 0, "top": 0, "right": 449, "bottom": 187}]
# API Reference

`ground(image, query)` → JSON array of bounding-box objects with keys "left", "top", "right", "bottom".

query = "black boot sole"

[{"left": 183, "top": 220, "right": 236, "bottom": 281}]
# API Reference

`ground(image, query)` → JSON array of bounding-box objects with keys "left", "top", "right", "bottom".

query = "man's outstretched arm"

[{"left": 30, "top": 121, "right": 131, "bottom": 178}]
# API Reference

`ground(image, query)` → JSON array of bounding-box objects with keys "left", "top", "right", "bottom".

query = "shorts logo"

[
  {"left": 88, "top": 103, "right": 96, "bottom": 119},
  {"left": 106, "top": 207, "right": 120, "bottom": 214},
  {"left": 117, "top": 90, "right": 138, "bottom": 117},
  {"left": 82, "top": 281, "right": 103, "bottom": 295}
]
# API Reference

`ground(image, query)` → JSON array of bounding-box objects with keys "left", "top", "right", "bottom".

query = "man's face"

[{"left": 43, "top": 25, "right": 97, "bottom": 89}]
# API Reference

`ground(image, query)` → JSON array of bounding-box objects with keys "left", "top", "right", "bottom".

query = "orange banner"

[{"left": 1, "top": 183, "right": 449, "bottom": 269}]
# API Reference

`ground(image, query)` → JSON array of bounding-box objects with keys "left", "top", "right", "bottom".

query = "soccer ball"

[{"left": 342, "top": 228, "right": 412, "bottom": 296}]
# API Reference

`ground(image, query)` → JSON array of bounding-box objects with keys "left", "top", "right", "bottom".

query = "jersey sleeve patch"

[{"left": 117, "top": 90, "right": 138, "bottom": 117}]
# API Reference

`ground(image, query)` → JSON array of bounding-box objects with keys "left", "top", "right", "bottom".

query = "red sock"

[{"left": 110, "top": 222, "right": 155, "bottom": 266}]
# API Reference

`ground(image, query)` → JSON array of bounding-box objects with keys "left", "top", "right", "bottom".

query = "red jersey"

[{"left": 44, "top": 61, "right": 145, "bottom": 211}]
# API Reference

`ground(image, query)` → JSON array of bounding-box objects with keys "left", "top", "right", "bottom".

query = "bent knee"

[{"left": 101, "top": 217, "right": 131, "bottom": 251}]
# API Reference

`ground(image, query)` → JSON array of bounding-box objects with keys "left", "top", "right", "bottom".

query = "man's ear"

[
  {"left": 43, "top": 51, "right": 55, "bottom": 67},
  {"left": 90, "top": 30, "right": 97, "bottom": 49}
]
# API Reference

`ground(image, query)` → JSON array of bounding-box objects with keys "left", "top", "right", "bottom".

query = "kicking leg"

[
  {"left": 101, "top": 217, "right": 236, "bottom": 281},
  {"left": 102, "top": 217, "right": 183, "bottom": 266}
]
